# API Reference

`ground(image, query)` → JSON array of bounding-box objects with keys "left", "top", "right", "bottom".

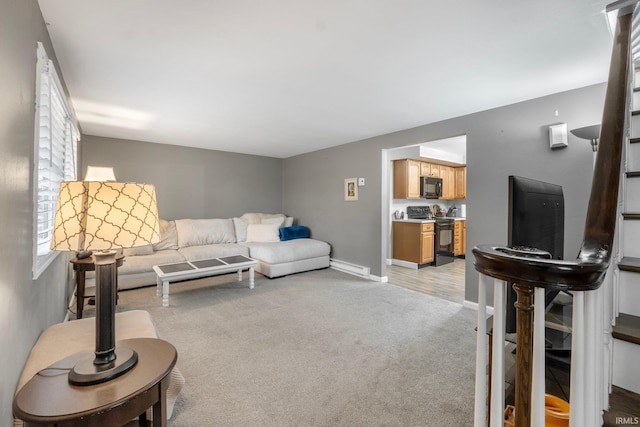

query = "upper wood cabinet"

[
  {"left": 394, "top": 159, "right": 421, "bottom": 199},
  {"left": 420, "top": 162, "right": 440, "bottom": 177},
  {"left": 454, "top": 166, "right": 467, "bottom": 199},
  {"left": 394, "top": 159, "right": 466, "bottom": 200},
  {"left": 439, "top": 165, "right": 455, "bottom": 200}
]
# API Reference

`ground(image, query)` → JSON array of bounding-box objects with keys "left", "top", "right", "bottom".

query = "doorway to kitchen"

[{"left": 381, "top": 136, "right": 467, "bottom": 304}]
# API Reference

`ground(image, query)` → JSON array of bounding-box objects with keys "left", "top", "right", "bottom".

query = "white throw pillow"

[
  {"left": 175, "top": 219, "right": 236, "bottom": 248},
  {"left": 153, "top": 219, "right": 179, "bottom": 251},
  {"left": 245, "top": 223, "right": 280, "bottom": 242},
  {"left": 261, "top": 217, "right": 285, "bottom": 226},
  {"left": 283, "top": 216, "right": 294, "bottom": 227},
  {"left": 233, "top": 217, "right": 249, "bottom": 243}
]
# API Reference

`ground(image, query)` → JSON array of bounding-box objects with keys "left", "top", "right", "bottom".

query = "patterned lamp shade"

[{"left": 50, "top": 181, "right": 161, "bottom": 252}]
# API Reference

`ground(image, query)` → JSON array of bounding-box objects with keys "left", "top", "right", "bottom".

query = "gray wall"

[
  {"left": 283, "top": 83, "right": 605, "bottom": 303},
  {"left": 0, "top": 3, "right": 606, "bottom": 419},
  {"left": 0, "top": 0, "right": 75, "bottom": 423},
  {"left": 82, "top": 136, "right": 283, "bottom": 220}
]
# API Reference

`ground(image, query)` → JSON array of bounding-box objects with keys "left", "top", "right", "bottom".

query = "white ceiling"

[{"left": 37, "top": 0, "right": 613, "bottom": 159}]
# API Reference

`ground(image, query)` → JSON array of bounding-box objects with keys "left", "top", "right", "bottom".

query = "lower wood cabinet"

[
  {"left": 393, "top": 221, "right": 435, "bottom": 264},
  {"left": 454, "top": 220, "right": 466, "bottom": 256}
]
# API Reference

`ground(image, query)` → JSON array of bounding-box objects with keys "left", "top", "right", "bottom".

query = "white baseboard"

[
  {"left": 330, "top": 258, "right": 371, "bottom": 279},
  {"left": 370, "top": 274, "right": 388, "bottom": 283},
  {"left": 390, "top": 259, "right": 418, "bottom": 269}
]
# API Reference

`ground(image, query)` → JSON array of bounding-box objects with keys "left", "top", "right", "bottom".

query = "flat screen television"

[{"left": 506, "top": 175, "right": 564, "bottom": 333}]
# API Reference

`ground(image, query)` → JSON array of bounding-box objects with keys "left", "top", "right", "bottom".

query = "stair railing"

[{"left": 472, "top": 3, "right": 635, "bottom": 427}]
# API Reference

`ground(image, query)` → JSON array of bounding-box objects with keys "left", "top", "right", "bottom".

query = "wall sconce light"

[{"left": 570, "top": 125, "right": 601, "bottom": 152}]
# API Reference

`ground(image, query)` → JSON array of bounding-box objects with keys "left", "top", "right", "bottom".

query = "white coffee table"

[{"left": 153, "top": 255, "right": 258, "bottom": 307}]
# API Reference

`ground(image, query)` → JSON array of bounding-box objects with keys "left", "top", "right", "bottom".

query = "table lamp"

[
  {"left": 83, "top": 165, "right": 116, "bottom": 182},
  {"left": 50, "top": 181, "right": 160, "bottom": 385}
]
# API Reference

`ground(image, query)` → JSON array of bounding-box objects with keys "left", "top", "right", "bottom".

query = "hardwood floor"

[{"left": 386, "top": 258, "right": 465, "bottom": 303}]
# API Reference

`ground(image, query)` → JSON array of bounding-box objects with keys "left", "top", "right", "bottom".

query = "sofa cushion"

[
  {"left": 239, "top": 213, "right": 286, "bottom": 224},
  {"left": 123, "top": 244, "right": 154, "bottom": 257},
  {"left": 120, "top": 250, "right": 186, "bottom": 275},
  {"left": 233, "top": 217, "right": 249, "bottom": 243},
  {"left": 153, "top": 219, "right": 179, "bottom": 251},
  {"left": 246, "top": 223, "right": 280, "bottom": 243},
  {"left": 261, "top": 216, "right": 285, "bottom": 226},
  {"left": 175, "top": 219, "right": 236, "bottom": 248},
  {"left": 178, "top": 243, "right": 249, "bottom": 261},
  {"left": 243, "top": 239, "right": 330, "bottom": 264}
]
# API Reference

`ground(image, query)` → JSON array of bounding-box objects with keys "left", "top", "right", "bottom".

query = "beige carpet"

[{"left": 87, "top": 268, "right": 477, "bottom": 426}]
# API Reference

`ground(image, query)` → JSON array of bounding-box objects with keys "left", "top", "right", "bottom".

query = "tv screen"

[{"left": 506, "top": 175, "right": 564, "bottom": 333}]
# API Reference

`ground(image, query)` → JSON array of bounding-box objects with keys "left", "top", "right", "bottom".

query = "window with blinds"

[{"left": 33, "top": 42, "right": 79, "bottom": 279}]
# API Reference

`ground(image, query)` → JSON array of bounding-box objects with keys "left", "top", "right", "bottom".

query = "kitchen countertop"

[{"left": 392, "top": 217, "right": 466, "bottom": 223}]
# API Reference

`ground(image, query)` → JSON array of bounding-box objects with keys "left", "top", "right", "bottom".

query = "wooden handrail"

[
  {"left": 473, "top": 6, "right": 634, "bottom": 427},
  {"left": 473, "top": 9, "right": 631, "bottom": 292}
]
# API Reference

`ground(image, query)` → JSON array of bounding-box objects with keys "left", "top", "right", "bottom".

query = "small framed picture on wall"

[{"left": 344, "top": 178, "right": 358, "bottom": 201}]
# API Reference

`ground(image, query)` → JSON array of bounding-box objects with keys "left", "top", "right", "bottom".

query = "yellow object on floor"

[{"left": 503, "top": 394, "right": 569, "bottom": 426}]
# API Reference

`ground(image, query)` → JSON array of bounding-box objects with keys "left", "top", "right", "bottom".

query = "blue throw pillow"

[{"left": 279, "top": 225, "right": 310, "bottom": 241}]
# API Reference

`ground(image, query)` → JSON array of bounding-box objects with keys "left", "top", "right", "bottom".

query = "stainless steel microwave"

[{"left": 420, "top": 176, "right": 442, "bottom": 199}]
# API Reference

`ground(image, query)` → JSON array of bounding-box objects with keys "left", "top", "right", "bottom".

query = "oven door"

[{"left": 434, "top": 219, "right": 455, "bottom": 266}]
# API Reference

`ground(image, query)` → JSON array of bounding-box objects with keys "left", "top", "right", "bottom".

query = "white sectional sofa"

[{"left": 86, "top": 213, "right": 331, "bottom": 290}]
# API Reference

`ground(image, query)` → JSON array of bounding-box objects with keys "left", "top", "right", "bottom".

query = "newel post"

[{"left": 513, "top": 283, "right": 535, "bottom": 427}]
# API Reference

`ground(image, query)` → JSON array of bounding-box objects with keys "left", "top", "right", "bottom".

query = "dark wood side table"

[
  {"left": 14, "top": 338, "right": 177, "bottom": 427},
  {"left": 71, "top": 254, "right": 124, "bottom": 319}
]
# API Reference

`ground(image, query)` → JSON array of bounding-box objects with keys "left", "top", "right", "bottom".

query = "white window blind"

[{"left": 33, "top": 42, "right": 79, "bottom": 279}]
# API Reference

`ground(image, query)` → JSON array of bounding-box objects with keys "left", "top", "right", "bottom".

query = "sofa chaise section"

[{"left": 242, "top": 239, "right": 331, "bottom": 278}]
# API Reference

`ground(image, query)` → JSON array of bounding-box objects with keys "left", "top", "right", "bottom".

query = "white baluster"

[
  {"left": 570, "top": 291, "right": 585, "bottom": 427},
  {"left": 585, "top": 291, "right": 597, "bottom": 427},
  {"left": 531, "top": 287, "right": 546, "bottom": 427},
  {"left": 490, "top": 280, "right": 506, "bottom": 427},
  {"left": 595, "top": 285, "right": 606, "bottom": 424},
  {"left": 474, "top": 273, "right": 489, "bottom": 427}
]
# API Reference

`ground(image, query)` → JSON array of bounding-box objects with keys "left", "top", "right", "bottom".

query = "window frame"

[{"left": 32, "top": 42, "right": 79, "bottom": 279}]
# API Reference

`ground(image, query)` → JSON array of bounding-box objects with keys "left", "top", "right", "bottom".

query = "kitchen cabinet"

[
  {"left": 394, "top": 159, "right": 466, "bottom": 200},
  {"left": 394, "top": 159, "right": 421, "bottom": 199},
  {"left": 454, "top": 220, "right": 466, "bottom": 256},
  {"left": 421, "top": 162, "right": 440, "bottom": 177},
  {"left": 454, "top": 166, "right": 467, "bottom": 199},
  {"left": 393, "top": 221, "right": 435, "bottom": 264},
  {"left": 439, "top": 165, "right": 455, "bottom": 200}
]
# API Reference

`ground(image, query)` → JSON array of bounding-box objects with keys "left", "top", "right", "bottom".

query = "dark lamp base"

[
  {"left": 68, "top": 347, "right": 138, "bottom": 386},
  {"left": 76, "top": 250, "right": 93, "bottom": 259}
]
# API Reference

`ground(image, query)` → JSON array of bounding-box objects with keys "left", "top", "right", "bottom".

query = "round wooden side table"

[
  {"left": 13, "top": 338, "right": 177, "bottom": 427},
  {"left": 70, "top": 253, "right": 124, "bottom": 319}
]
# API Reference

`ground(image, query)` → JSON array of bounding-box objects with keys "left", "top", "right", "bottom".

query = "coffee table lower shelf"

[{"left": 153, "top": 255, "right": 258, "bottom": 307}]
